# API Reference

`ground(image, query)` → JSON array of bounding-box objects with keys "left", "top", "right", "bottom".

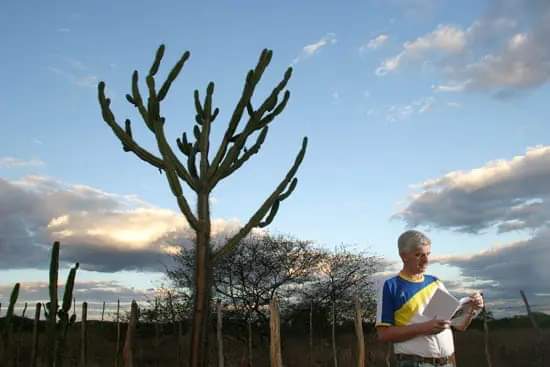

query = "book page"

[{"left": 422, "top": 288, "right": 460, "bottom": 320}]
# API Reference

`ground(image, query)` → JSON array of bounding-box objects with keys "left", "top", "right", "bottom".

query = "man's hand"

[
  {"left": 421, "top": 319, "right": 450, "bottom": 335},
  {"left": 469, "top": 292, "right": 484, "bottom": 310}
]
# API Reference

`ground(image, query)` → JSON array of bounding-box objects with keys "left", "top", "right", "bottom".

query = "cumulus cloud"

[
  {"left": 396, "top": 146, "right": 550, "bottom": 233},
  {"left": 360, "top": 34, "right": 389, "bottom": 52},
  {"left": 433, "top": 230, "right": 550, "bottom": 316},
  {"left": 0, "top": 157, "right": 44, "bottom": 168},
  {"left": 377, "top": 1, "right": 550, "bottom": 96},
  {"left": 0, "top": 176, "right": 241, "bottom": 272},
  {"left": 386, "top": 97, "right": 435, "bottom": 122},
  {"left": 292, "top": 33, "right": 336, "bottom": 65},
  {"left": 376, "top": 25, "right": 466, "bottom": 76}
]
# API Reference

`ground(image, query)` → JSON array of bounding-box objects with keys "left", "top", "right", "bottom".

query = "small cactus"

[
  {"left": 44, "top": 241, "right": 79, "bottom": 367},
  {"left": 1, "top": 282, "right": 20, "bottom": 367}
]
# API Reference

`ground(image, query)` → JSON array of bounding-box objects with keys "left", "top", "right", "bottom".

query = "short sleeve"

[{"left": 376, "top": 280, "right": 395, "bottom": 327}]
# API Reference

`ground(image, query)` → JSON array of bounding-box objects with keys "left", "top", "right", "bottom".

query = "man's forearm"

[{"left": 377, "top": 324, "right": 427, "bottom": 343}]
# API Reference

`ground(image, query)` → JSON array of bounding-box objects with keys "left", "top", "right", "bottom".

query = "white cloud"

[
  {"left": 360, "top": 34, "right": 389, "bottom": 52},
  {"left": 292, "top": 33, "right": 336, "bottom": 65},
  {"left": 396, "top": 145, "right": 550, "bottom": 233},
  {"left": 432, "top": 80, "right": 472, "bottom": 93},
  {"left": 433, "top": 230, "right": 550, "bottom": 316},
  {"left": 386, "top": 97, "right": 435, "bottom": 122},
  {"left": 376, "top": 25, "right": 466, "bottom": 76},
  {"left": 377, "top": 2, "right": 550, "bottom": 96},
  {"left": 0, "top": 157, "right": 44, "bottom": 168},
  {"left": 0, "top": 176, "right": 242, "bottom": 272},
  {"left": 74, "top": 75, "right": 99, "bottom": 88},
  {"left": 48, "top": 58, "right": 98, "bottom": 89},
  {"left": 446, "top": 101, "right": 462, "bottom": 108}
]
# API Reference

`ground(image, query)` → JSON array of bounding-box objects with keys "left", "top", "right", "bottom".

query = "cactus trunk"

[
  {"left": 189, "top": 191, "right": 212, "bottom": 367},
  {"left": 47, "top": 242, "right": 60, "bottom": 367}
]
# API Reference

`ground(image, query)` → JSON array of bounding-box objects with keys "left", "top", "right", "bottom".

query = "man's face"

[{"left": 401, "top": 244, "right": 431, "bottom": 274}]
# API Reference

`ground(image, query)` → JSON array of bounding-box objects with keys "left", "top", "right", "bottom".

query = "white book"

[{"left": 422, "top": 288, "right": 462, "bottom": 320}]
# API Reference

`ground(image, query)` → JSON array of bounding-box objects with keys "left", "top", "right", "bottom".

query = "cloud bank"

[{"left": 0, "top": 176, "right": 241, "bottom": 272}]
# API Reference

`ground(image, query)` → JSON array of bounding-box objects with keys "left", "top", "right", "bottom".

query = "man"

[{"left": 376, "top": 230, "right": 484, "bottom": 367}]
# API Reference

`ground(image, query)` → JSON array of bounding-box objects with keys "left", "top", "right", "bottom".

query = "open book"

[{"left": 422, "top": 288, "right": 479, "bottom": 329}]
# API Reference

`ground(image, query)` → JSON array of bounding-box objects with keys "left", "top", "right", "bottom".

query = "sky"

[{"left": 1, "top": 0, "right": 550, "bottom": 319}]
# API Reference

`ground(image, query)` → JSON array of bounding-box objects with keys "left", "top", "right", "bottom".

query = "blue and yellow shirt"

[{"left": 376, "top": 272, "right": 455, "bottom": 358}]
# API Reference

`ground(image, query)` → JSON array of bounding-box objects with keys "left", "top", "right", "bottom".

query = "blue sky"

[{"left": 1, "top": 0, "right": 550, "bottom": 318}]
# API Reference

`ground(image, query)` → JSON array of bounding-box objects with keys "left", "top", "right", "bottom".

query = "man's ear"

[{"left": 399, "top": 252, "right": 405, "bottom": 263}]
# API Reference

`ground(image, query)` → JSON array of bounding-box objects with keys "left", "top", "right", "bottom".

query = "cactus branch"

[
  {"left": 98, "top": 83, "right": 166, "bottom": 169},
  {"left": 210, "top": 66, "right": 292, "bottom": 186},
  {"left": 208, "top": 49, "right": 274, "bottom": 177},
  {"left": 213, "top": 137, "right": 307, "bottom": 262}
]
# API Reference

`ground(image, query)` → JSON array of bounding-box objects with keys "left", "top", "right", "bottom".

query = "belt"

[{"left": 395, "top": 353, "right": 455, "bottom": 366}]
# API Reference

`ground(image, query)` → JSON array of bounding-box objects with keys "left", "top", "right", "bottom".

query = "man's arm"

[{"left": 377, "top": 319, "right": 450, "bottom": 343}]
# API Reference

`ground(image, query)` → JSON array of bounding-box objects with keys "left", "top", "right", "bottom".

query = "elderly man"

[{"left": 376, "top": 230, "right": 484, "bottom": 367}]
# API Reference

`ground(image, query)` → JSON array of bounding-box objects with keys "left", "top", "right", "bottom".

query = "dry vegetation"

[{"left": 1, "top": 315, "right": 549, "bottom": 367}]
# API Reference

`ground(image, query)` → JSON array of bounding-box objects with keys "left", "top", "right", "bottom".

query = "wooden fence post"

[
  {"left": 248, "top": 319, "right": 253, "bottom": 367},
  {"left": 520, "top": 290, "right": 542, "bottom": 337},
  {"left": 270, "top": 297, "right": 282, "bottom": 367},
  {"left": 217, "top": 300, "right": 224, "bottom": 367},
  {"left": 154, "top": 298, "right": 160, "bottom": 367},
  {"left": 115, "top": 299, "right": 121, "bottom": 367},
  {"left": 31, "top": 302, "right": 41, "bottom": 367},
  {"left": 331, "top": 299, "right": 338, "bottom": 367},
  {"left": 123, "top": 300, "right": 138, "bottom": 367},
  {"left": 101, "top": 301, "right": 106, "bottom": 322},
  {"left": 354, "top": 297, "right": 365, "bottom": 367},
  {"left": 309, "top": 300, "right": 313, "bottom": 367},
  {"left": 520, "top": 290, "right": 544, "bottom": 366},
  {"left": 482, "top": 303, "right": 492, "bottom": 367},
  {"left": 15, "top": 302, "right": 28, "bottom": 367},
  {"left": 80, "top": 302, "right": 88, "bottom": 367}
]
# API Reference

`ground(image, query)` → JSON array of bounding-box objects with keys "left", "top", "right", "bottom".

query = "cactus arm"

[
  {"left": 49, "top": 242, "right": 59, "bottom": 320},
  {"left": 1, "top": 283, "right": 19, "bottom": 365},
  {"left": 208, "top": 49, "right": 274, "bottom": 177},
  {"left": 98, "top": 83, "right": 166, "bottom": 170},
  {"left": 196, "top": 82, "right": 216, "bottom": 179},
  {"left": 212, "top": 137, "right": 307, "bottom": 262},
  {"left": 6, "top": 283, "right": 20, "bottom": 320},
  {"left": 62, "top": 262, "right": 79, "bottom": 313},
  {"left": 210, "top": 65, "right": 292, "bottom": 186},
  {"left": 98, "top": 46, "right": 199, "bottom": 230},
  {"left": 216, "top": 126, "right": 269, "bottom": 182}
]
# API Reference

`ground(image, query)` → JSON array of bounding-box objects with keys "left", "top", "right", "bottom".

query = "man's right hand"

[{"left": 421, "top": 319, "right": 450, "bottom": 335}]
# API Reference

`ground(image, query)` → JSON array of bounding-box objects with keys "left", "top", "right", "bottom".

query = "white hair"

[{"left": 398, "top": 230, "right": 431, "bottom": 254}]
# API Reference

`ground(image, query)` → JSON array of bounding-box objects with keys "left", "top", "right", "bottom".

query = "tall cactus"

[
  {"left": 98, "top": 45, "right": 308, "bottom": 367},
  {"left": 1, "top": 282, "right": 20, "bottom": 367},
  {"left": 44, "top": 241, "right": 79, "bottom": 367}
]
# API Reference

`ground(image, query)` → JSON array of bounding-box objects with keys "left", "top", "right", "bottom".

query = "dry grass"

[{"left": 2, "top": 318, "right": 549, "bottom": 366}]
